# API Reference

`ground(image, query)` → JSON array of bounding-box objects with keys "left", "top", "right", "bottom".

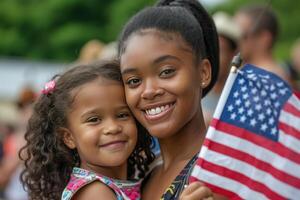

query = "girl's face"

[
  {"left": 62, "top": 78, "right": 137, "bottom": 174},
  {"left": 120, "top": 31, "right": 210, "bottom": 138}
]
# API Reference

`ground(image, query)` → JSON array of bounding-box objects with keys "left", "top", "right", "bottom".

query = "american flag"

[{"left": 190, "top": 64, "right": 300, "bottom": 199}]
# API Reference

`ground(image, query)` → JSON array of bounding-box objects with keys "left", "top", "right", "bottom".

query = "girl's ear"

[
  {"left": 59, "top": 127, "right": 76, "bottom": 149},
  {"left": 198, "top": 58, "right": 212, "bottom": 89}
]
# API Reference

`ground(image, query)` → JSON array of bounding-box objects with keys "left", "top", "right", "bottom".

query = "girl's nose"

[{"left": 102, "top": 119, "right": 122, "bottom": 135}]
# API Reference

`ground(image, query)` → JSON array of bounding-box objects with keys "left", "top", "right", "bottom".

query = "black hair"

[
  {"left": 19, "top": 60, "right": 155, "bottom": 200},
  {"left": 239, "top": 4, "right": 279, "bottom": 47},
  {"left": 118, "top": 0, "right": 219, "bottom": 97}
]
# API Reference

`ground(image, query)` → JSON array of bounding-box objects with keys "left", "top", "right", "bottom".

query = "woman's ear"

[
  {"left": 198, "top": 58, "right": 212, "bottom": 89},
  {"left": 58, "top": 127, "right": 76, "bottom": 149}
]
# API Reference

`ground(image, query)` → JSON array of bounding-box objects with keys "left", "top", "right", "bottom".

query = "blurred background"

[{"left": 0, "top": 0, "right": 299, "bottom": 199}]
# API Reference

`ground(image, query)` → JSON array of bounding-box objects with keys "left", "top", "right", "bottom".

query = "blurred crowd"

[{"left": 0, "top": 3, "right": 300, "bottom": 200}]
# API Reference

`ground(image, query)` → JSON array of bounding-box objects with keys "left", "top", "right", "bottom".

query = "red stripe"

[
  {"left": 279, "top": 122, "right": 300, "bottom": 140},
  {"left": 196, "top": 158, "right": 286, "bottom": 200},
  {"left": 190, "top": 167, "right": 242, "bottom": 199},
  {"left": 203, "top": 139, "right": 300, "bottom": 189},
  {"left": 210, "top": 119, "right": 300, "bottom": 165},
  {"left": 283, "top": 101, "right": 300, "bottom": 118},
  {"left": 205, "top": 182, "right": 243, "bottom": 200}
]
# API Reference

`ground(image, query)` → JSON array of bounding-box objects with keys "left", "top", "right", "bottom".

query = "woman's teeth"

[{"left": 145, "top": 104, "right": 171, "bottom": 115}]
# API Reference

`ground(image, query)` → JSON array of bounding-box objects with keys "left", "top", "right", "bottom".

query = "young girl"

[
  {"left": 19, "top": 60, "right": 155, "bottom": 200},
  {"left": 118, "top": 0, "right": 223, "bottom": 199}
]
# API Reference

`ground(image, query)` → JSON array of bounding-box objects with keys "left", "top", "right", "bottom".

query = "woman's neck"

[{"left": 158, "top": 110, "right": 206, "bottom": 171}]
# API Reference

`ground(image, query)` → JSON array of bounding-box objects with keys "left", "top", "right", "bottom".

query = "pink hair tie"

[{"left": 41, "top": 80, "right": 56, "bottom": 95}]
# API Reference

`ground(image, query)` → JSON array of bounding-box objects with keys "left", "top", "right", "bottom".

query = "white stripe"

[
  {"left": 280, "top": 110, "right": 300, "bottom": 132},
  {"left": 205, "top": 127, "right": 300, "bottom": 179},
  {"left": 213, "top": 69, "right": 238, "bottom": 119},
  {"left": 191, "top": 164, "right": 269, "bottom": 200},
  {"left": 199, "top": 146, "right": 300, "bottom": 199},
  {"left": 289, "top": 94, "right": 300, "bottom": 110},
  {"left": 279, "top": 130, "right": 300, "bottom": 154}
]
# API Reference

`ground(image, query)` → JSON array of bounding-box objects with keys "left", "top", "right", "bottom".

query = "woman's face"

[{"left": 120, "top": 30, "right": 210, "bottom": 138}]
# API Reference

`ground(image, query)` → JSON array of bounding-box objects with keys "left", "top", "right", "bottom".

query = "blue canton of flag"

[{"left": 220, "top": 65, "right": 291, "bottom": 141}]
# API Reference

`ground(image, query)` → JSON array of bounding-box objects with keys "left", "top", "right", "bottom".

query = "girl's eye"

[
  {"left": 126, "top": 78, "right": 141, "bottom": 88},
  {"left": 86, "top": 116, "right": 101, "bottom": 123},
  {"left": 159, "top": 68, "right": 175, "bottom": 78},
  {"left": 117, "top": 112, "right": 131, "bottom": 119}
]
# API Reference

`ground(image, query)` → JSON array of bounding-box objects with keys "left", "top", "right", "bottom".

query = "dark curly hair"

[
  {"left": 19, "top": 60, "right": 155, "bottom": 200},
  {"left": 118, "top": 0, "right": 219, "bottom": 98}
]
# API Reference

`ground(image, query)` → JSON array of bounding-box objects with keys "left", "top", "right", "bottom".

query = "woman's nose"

[{"left": 141, "top": 79, "right": 164, "bottom": 100}]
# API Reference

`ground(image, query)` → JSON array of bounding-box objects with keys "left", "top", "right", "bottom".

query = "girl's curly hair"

[{"left": 19, "top": 60, "right": 155, "bottom": 200}]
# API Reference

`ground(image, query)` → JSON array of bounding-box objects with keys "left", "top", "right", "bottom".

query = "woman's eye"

[
  {"left": 126, "top": 78, "right": 141, "bottom": 87},
  {"left": 87, "top": 117, "right": 101, "bottom": 123},
  {"left": 160, "top": 68, "right": 175, "bottom": 77}
]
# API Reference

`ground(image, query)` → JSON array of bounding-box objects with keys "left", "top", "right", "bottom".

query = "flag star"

[
  {"left": 249, "top": 81, "right": 254, "bottom": 87},
  {"left": 240, "top": 115, "right": 247, "bottom": 123},
  {"left": 270, "top": 84, "right": 276, "bottom": 91},
  {"left": 279, "top": 89, "right": 287, "bottom": 95},
  {"left": 258, "top": 113, "right": 265, "bottom": 121},
  {"left": 271, "top": 93, "right": 278, "bottom": 99},
  {"left": 264, "top": 84, "right": 269, "bottom": 90},
  {"left": 235, "top": 99, "right": 242, "bottom": 106},
  {"left": 251, "top": 88, "right": 258, "bottom": 94},
  {"left": 250, "top": 118, "right": 257, "bottom": 126},
  {"left": 247, "top": 109, "right": 254, "bottom": 116},
  {"left": 239, "top": 78, "right": 245, "bottom": 85},
  {"left": 268, "top": 117, "right": 275, "bottom": 125},
  {"left": 243, "top": 93, "right": 249, "bottom": 99},
  {"left": 276, "top": 82, "right": 284, "bottom": 87},
  {"left": 241, "top": 86, "right": 247, "bottom": 92},
  {"left": 266, "top": 108, "right": 272, "bottom": 115},
  {"left": 233, "top": 91, "right": 239, "bottom": 98},
  {"left": 230, "top": 113, "right": 237, "bottom": 120},
  {"left": 227, "top": 105, "right": 234, "bottom": 112},
  {"left": 253, "top": 96, "right": 260, "bottom": 102},
  {"left": 261, "top": 123, "right": 268, "bottom": 131},
  {"left": 245, "top": 100, "right": 251, "bottom": 108},
  {"left": 256, "top": 82, "right": 261, "bottom": 88},
  {"left": 274, "top": 110, "right": 278, "bottom": 116},
  {"left": 255, "top": 104, "right": 262, "bottom": 111},
  {"left": 261, "top": 78, "right": 268, "bottom": 83},
  {"left": 238, "top": 107, "right": 245, "bottom": 114},
  {"left": 271, "top": 127, "right": 277, "bottom": 135},
  {"left": 274, "top": 101, "right": 280, "bottom": 108},
  {"left": 261, "top": 90, "right": 267, "bottom": 97},
  {"left": 264, "top": 99, "right": 271, "bottom": 106}
]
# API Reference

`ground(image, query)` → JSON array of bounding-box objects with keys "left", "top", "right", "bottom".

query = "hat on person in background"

[{"left": 213, "top": 11, "right": 241, "bottom": 43}]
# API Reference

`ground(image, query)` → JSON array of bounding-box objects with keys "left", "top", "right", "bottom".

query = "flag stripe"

[
  {"left": 197, "top": 154, "right": 289, "bottom": 199},
  {"left": 191, "top": 164, "right": 268, "bottom": 200},
  {"left": 203, "top": 139, "right": 300, "bottom": 191},
  {"left": 278, "top": 130, "right": 300, "bottom": 154},
  {"left": 280, "top": 110, "right": 300, "bottom": 132},
  {"left": 279, "top": 121, "right": 300, "bottom": 140},
  {"left": 283, "top": 101, "right": 300, "bottom": 118},
  {"left": 210, "top": 119, "right": 300, "bottom": 165},
  {"left": 206, "top": 123, "right": 300, "bottom": 179}
]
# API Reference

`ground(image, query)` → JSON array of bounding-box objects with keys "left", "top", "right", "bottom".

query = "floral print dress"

[{"left": 62, "top": 167, "right": 141, "bottom": 200}]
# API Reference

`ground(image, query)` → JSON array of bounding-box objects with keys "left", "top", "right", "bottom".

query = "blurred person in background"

[
  {"left": 287, "top": 39, "right": 300, "bottom": 91},
  {"left": 78, "top": 39, "right": 105, "bottom": 64},
  {"left": 202, "top": 11, "right": 241, "bottom": 125},
  {"left": 0, "top": 86, "right": 36, "bottom": 200},
  {"left": 234, "top": 4, "right": 290, "bottom": 82}
]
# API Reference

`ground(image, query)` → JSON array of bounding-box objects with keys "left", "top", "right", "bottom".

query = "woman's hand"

[{"left": 179, "top": 182, "right": 214, "bottom": 200}]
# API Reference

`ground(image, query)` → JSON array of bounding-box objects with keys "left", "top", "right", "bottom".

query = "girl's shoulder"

[{"left": 61, "top": 167, "right": 141, "bottom": 200}]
